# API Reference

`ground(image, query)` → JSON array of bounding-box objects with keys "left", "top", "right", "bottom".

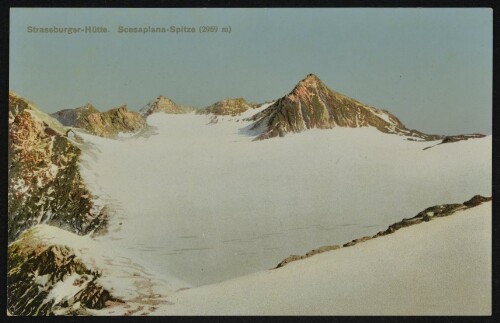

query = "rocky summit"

[
  {"left": 8, "top": 92, "right": 108, "bottom": 242},
  {"left": 52, "top": 104, "right": 147, "bottom": 138},
  {"left": 76, "top": 105, "right": 147, "bottom": 138},
  {"left": 139, "top": 95, "right": 194, "bottom": 117},
  {"left": 246, "top": 74, "right": 484, "bottom": 142},
  {"left": 196, "top": 97, "right": 257, "bottom": 116}
]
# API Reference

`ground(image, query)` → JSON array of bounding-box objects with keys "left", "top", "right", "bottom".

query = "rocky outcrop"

[
  {"left": 139, "top": 95, "right": 194, "bottom": 117},
  {"left": 196, "top": 98, "right": 257, "bottom": 116},
  {"left": 75, "top": 105, "right": 147, "bottom": 138},
  {"left": 8, "top": 92, "right": 108, "bottom": 242},
  {"left": 52, "top": 104, "right": 148, "bottom": 138},
  {"left": 246, "top": 74, "right": 485, "bottom": 142},
  {"left": 7, "top": 229, "right": 121, "bottom": 315},
  {"left": 275, "top": 195, "right": 491, "bottom": 268},
  {"left": 423, "top": 133, "right": 486, "bottom": 150},
  {"left": 50, "top": 103, "right": 99, "bottom": 127}
]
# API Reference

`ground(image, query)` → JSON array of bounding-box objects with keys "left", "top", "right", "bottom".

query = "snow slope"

[
  {"left": 76, "top": 106, "right": 491, "bottom": 287},
  {"left": 154, "top": 201, "right": 491, "bottom": 315}
]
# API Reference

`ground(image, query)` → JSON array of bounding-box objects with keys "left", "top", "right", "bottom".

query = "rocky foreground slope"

[
  {"left": 8, "top": 232, "right": 119, "bottom": 315},
  {"left": 246, "top": 74, "right": 485, "bottom": 143},
  {"left": 8, "top": 92, "right": 108, "bottom": 242}
]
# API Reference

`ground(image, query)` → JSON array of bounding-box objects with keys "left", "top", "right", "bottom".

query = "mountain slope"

[
  {"left": 246, "top": 74, "right": 485, "bottom": 142},
  {"left": 276, "top": 195, "right": 491, "bottom": 268},
  {"left": 156, "top": 200, "right": 491, "bottom": 315},
  {"left": 8, "top": 92, "right": 108, "bottom": 242}
]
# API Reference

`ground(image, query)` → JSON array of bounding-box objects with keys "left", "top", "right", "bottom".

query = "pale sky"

[{"left": 10, "top": 8, "right": 492, "bottom": 135}]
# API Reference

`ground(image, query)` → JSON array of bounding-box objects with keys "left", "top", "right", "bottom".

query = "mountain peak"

[
  {"left": 304, "top": 73, "right": 321, "bottom": 82},
  {"left": 288, "top": 74, "right": 328, "bottom": 100},
  {"left": 139, "top": 95, "right": 192, "bottom": 117},
  {"left": 155, "top": 95, "right": 173, "bottom": 103},
  {"left": 139, "top": 95, "right": 178, "bottom": 116},
  {"left": 296, "top": 73, "right": 323, "bottom": 87},
  {"left": 246, "top": 75, "right": 431, "bottom": 141}
]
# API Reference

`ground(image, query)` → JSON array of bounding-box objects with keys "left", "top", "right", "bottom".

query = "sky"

[{"left": 10, "top": 8, "right": 492, "bottom": 135}]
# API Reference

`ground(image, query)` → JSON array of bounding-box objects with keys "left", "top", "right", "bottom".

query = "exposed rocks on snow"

[{"left": 275, "top": 195, "right": 492, "bottom": 268}]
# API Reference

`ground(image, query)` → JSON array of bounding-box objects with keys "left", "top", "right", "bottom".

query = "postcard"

[{"left": 8, "top": 8, "right": 492, "bottom": 315}]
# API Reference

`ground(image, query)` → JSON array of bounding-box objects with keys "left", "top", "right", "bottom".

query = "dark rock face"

[
  {"left": 139, "top": 95, "right": 194, "bottom": 117},
  {"left": 423, "top": 133, "right": 486, "bottom": 150},
  {"left": 7, "top": 233, "right": 120, "bottom": 315},
  {"left": 441, "top": 134, "right": 485, "bottom": 144},
  {"left": 275, "top": 195, "right": 491, "bottom": 269},
  {"left": 463, "top": 195, "right": 492, "bottom": 207},
  {"left": 246, "top": 74, "right": 484, "bottom": 142},
  {"left": 75, "top": 282, "right": 115, "bottom": 310},
  {"left": 8, "top": 92, "right": 107, "bottom": 243},
  {"left": 197, "top": 98, "right": 257, "bottom": 116}
]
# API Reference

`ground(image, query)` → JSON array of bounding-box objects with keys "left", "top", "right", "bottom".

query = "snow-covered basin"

[
  {"left": 155, "top": 202, "right": 491, "bottom": 315},
  {"left": 77, "top": 108, "right": 491, "bottom": 287}
]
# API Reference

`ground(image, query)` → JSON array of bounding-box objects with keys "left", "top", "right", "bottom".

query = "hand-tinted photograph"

[{"left": 8, "top": 8, "right": 492, "bottom": 315}]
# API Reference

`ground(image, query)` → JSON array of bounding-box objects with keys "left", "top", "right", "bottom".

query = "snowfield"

[
  {"left": 71, "top": 105, "right": 491, "bottom": 314},
  {"left": 155, "top": 201, "right": 491, "bottom": 315}
]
